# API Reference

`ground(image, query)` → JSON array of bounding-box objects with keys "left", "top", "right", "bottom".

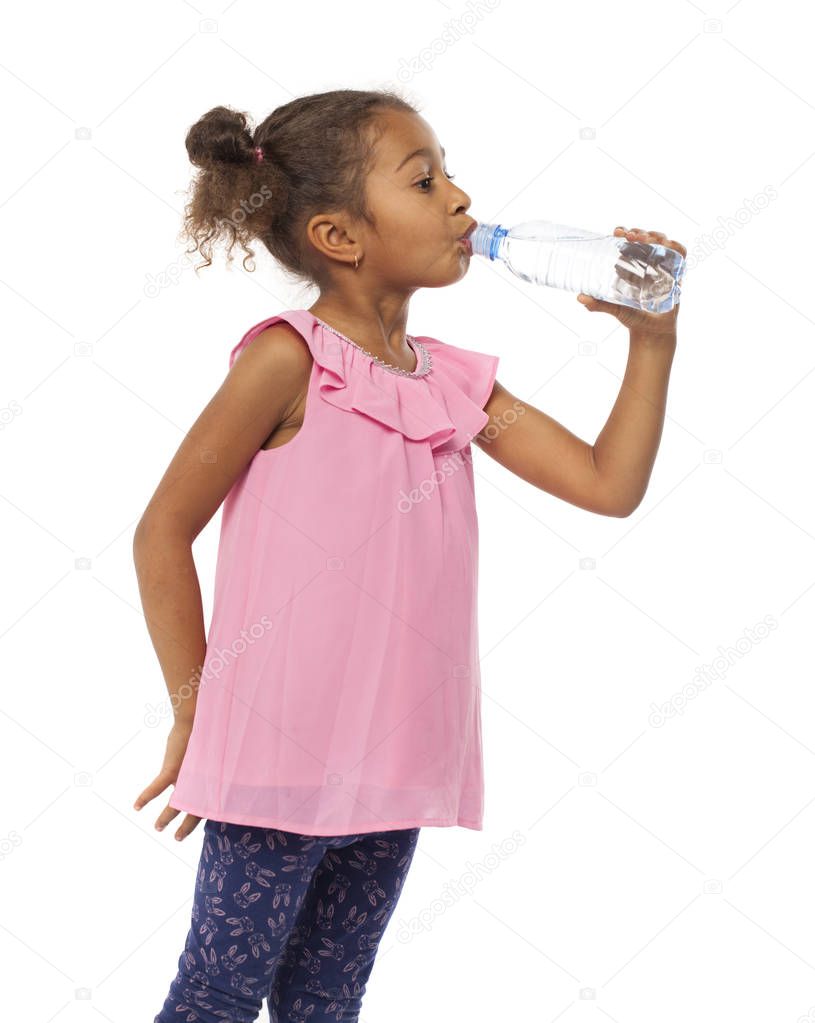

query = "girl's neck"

[{"left": 306, "top": 302, "right": 412, "bottom": 362}]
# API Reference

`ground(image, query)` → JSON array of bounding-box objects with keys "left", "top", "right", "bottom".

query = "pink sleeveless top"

[{"left": 169, "top": 309, "right": 499, "bottom": 835}]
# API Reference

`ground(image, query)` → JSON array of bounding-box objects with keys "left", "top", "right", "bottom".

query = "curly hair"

[{"left": 179, "top": 88, "right": 419, "bottom": 288}]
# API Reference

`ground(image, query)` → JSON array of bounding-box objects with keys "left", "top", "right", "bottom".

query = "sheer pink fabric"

[{"left": 169, "top": 309, "right": 499, "bottom": 835}]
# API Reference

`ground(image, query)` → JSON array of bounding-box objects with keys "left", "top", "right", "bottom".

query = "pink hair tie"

[{"left": 254, "top": 146, "right": 264, "bottom": 163}]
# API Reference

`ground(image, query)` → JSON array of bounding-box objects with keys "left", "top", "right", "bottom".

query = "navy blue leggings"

[{"left": 155, "top": 819, "right": 421, "bottom": 1023}]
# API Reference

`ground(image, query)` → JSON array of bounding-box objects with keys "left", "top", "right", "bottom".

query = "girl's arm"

[
  {"left": 473, "top": 332, "right": 677, "bottom": 517},
  {"left": 473, "top": 225, "right": 684, "bottom": 519},
  {"left": 133, "top": 323, "right": 312, "bottom": 728}
]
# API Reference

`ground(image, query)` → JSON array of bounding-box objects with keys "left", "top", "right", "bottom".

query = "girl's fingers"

[
  {"left": 577, "top": 293, "right": 615, "bottom": 313},
  {"left": 172, "top": 814, "right": 203, "bottom": 842},
  {"left": 133, "top": 773, "right": 170, "bottom": 810},
  {"left": 615, "top": 226, "right": 648, "bottom": 241},
  {"left": 614, "top": 226, "right": 686, "bottom": 256},
  {"left": 154, "top": 804, "right": 181, "bottom": 832}
]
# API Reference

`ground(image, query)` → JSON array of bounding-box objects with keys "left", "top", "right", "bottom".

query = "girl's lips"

[{"left": 458, "top": 237, "right": 472, "bottom": 254}]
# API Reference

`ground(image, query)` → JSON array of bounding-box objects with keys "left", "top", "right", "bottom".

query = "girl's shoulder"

[
  {"left": 229, "top": 310, "right": 315, "bottom": 369},
  {"left": 227, "top": 311, "right": 500, "bottom": 449}
]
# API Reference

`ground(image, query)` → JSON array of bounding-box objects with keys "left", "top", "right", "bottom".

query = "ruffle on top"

[{"left": 230, "top": 310, "right": 500, "bottom": 456}]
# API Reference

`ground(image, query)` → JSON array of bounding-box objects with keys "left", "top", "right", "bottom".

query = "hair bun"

[
  {"left": 185, "top": 105, "right": 255, "bottom": 168},
  {"left": 180, "top": 87, "right": 416, "bottom": 281}
]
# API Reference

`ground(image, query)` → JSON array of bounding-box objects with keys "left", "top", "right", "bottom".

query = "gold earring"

[{"left": 354, "top": 253, "right": 359, "bottom": 270}]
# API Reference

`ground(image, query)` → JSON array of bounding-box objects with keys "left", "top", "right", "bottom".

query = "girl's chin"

[{"left": 455, "top": 241, "right": 471, "bottom": 264}]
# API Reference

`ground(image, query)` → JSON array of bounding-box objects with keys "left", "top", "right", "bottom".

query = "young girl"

[{"left": 133, "top": 89, "right": 684, "bottom": 1023}]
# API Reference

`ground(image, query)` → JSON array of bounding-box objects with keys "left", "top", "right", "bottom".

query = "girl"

[{"left": 133, "top": 89, "right": 685, "bottom": 1023}]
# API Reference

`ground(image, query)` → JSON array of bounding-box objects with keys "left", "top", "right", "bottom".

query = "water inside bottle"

[
  {"left": 608, "top": 238, "right": 683, "bottom": 313},
  {"left": 471, "top": 221, "right": 685, "bottom": 314}
]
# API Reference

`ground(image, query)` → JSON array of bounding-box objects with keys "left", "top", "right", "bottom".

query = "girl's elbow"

[
  {"left": 609, "top": 492, "right": 642, "bottom": 518},
  {"left": 133, "top": 514, "right": 192, "bottom": 560}
]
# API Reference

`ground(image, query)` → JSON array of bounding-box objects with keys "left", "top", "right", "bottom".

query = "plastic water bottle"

[{"left": 470, "top": 220, "right": 685, "bottom": 314}]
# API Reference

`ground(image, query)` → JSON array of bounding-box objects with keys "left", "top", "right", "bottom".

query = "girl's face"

[{"left": 356, "top": 110, "right": 475, "bottom": 290}]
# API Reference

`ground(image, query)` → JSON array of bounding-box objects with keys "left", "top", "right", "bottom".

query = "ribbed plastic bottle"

[{"left": 470, "top": 220, "right": 685, "bottom": 314}]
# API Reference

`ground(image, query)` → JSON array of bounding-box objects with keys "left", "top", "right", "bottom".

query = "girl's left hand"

[
  {"left": 133, "top": 719, "right": 202, "bottom": 842},
  {"left": 577, "top": 226, "right": 687, "bottom": 336}
]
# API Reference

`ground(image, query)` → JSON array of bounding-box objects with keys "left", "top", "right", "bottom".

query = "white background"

[{"left": 2, "top": 0, "right": 814, "bottom": 1020}]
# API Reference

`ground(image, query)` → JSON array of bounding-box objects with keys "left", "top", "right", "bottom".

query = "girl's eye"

[{"left": 416, "top": 171, "right": 456, "bottom": 192}]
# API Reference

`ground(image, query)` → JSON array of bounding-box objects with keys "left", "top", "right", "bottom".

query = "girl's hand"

[
  {"left": 577, "top": 226, "right": 687, "bottom": 336},
  {"left": 133, "top": 720, "right": 202, "bottom": 841}
]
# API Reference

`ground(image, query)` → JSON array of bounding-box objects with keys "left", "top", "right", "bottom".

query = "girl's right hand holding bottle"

[{"left": 133, "top": 719, "right": 202, "bottom": 841}]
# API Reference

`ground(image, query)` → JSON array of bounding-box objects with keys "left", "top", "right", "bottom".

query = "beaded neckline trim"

[{"left": 311, "top": 314, "right": 432, "bottom": 378}]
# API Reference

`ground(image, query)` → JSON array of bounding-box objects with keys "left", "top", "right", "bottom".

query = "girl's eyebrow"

[{"left": 395, "top": 145, "right": 446, "bottom": 173}]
